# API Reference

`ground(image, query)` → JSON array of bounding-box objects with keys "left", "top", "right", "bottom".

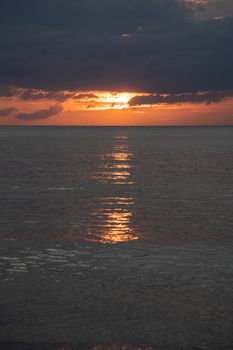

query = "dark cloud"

[
  {"left": 191, "top": 0, "right": 233, "bottom": 20},
  {"left": 74, "top": 93, "right": 99, "bottom": 99},
  {"left": 129, "top": 91, "right": 233, "bottom": 106},
  {"left": 16, "top": 105, "right": 62, "bottom": 120},
  {"left": 0, "top": 85, "right": 17, "bottom": 97},
  {"left": 19, "top": 89, "right": 76, "bottom": 101},
  {"left": 0, "top": 87, "right": 99, "bottom": 102},
  {"left": 0, "top": 107, "right": 17, "bottom": 117},
  {"left": 0, "top": 0, "right": 232, "bottom": 95}
]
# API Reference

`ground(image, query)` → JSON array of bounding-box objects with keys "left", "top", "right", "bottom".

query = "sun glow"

[
  {"left": 95, "top": 92, "right": 136, "bottom": 110},
  {"left": 63, "top": 91, "right": 142, "bottom": 111},
  {"left": 104, "top": 92, "right": 132, "bottom": 105}
]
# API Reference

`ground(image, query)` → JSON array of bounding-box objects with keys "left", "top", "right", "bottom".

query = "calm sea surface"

[{"left": 0, "top": 126, "right": 233, "bottom": 244}]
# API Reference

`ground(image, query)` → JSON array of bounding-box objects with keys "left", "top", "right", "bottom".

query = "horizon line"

[{"left": 0, "top": 124, "right": 233, "bottom": 128}]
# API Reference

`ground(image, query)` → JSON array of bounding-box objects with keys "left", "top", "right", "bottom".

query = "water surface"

[{"left": 0, "top": 126, "right": 232, "bottom": 244}]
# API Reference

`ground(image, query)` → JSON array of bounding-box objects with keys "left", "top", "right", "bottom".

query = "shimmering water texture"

[
  {"left": 0, "top": 126, "right": 233, "bottom": 244},
  {"left": 88, "top": 135, "right": 138, "bottom": 243},
  {"left": 91, "top": 136, "right": 134, "bottom": 185}
]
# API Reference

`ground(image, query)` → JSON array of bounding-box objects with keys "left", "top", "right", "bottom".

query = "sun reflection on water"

[
  {"left": 95, "top": 197, "right": 138, "bottom": 244},
  {"left": 87, "top": 196, "right": 139, "bottom": 244},
  {"left": 87, "top": 135, "right": 140, "bottom": 243},
  {"left": 90, "top": 135, "right": 134, "bottom": 186}
]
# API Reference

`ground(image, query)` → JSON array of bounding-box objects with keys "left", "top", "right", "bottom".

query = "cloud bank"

[
  {"left": 129, "top": 91, "right": 233, "bottom": 106},
  {"left": 0, "top": 107, "right": 17, "bottom": 117},
  {"left": 16, "top": 105, "right": 62, "bottom": 120},
  {"left": 0, "top": 0, "right": 232, "bottom": 97}
]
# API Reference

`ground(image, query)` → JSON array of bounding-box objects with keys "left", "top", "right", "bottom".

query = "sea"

[
  {"left": 0, "top": 126, "right": 233, "bottom": 244},
  {"left": 1, "top": 126, "right": 233, "bottom": 349}
]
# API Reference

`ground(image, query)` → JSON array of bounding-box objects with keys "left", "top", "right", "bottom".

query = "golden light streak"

[{"left": 86, "top": 134, "right": 140, "bottom": 243}]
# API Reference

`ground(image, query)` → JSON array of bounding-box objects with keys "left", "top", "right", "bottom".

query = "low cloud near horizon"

[
  {"left": 0, "top": 107, "right": 17, "bottom": 117},
  {"left": 129, "top": 91, "right": 233, "bottom": 106},
  {"left": 16, "top": 105, "right": 62, "bottom": 120}
]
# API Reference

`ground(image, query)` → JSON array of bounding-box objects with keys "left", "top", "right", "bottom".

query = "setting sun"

[
  {"left": 87, "top": 92, "right": 138, "bottom": 110},
  {"left": 103, "top": 92, "right": 133, "bottom": 108}
]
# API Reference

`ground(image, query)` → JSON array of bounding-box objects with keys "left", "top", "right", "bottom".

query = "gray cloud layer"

[
  {"left": 0, "top": 107, "right": 17, "bottom": 117},
  {"left": 129, "top": 91, "right": 233, "bottom": 106},
  {"left": 73, "top": 93, "right": 99, "bottom": 99},
  {"left": 0, "top": 86, "right": 99, "bottom": 102},
  {"left": 16, "top": 105, "right": 62, "bottom": 120},
  {"left": 0, "top": 0, "right": 232, "bottom": 95}
]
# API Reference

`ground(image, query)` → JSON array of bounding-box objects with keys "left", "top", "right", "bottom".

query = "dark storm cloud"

[
  {"left": 0, "top": 0, "right": 232, "bottom": 95},
  {"left": 16, "top": 105, "right": 62, "bottom": 120},
  {"left": 0, "top": 107, "right": 17, "bottom": 117},
  {"left": 129, "top": 91, "right": 233, "bottom": 106}
]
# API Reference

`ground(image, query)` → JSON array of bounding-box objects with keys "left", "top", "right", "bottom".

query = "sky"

[{"left": 0, "top": 0, "right": 233, "bottom": 125}]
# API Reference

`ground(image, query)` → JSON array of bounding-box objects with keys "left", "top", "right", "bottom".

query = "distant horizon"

[{"left": 1, "top": 124, "right": 233, "bottom": 127}]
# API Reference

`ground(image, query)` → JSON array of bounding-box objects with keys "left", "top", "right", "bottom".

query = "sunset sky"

[{"left": 0, "top": 0, "right": 233, "bottom": 125}]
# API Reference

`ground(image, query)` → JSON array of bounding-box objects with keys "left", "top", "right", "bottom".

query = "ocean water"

[
  {"left": 0, "top": 126, "right": 233, "bottom": 244},
  {"left": 1, "top": 126, "right": 233, "bottom": 349}
]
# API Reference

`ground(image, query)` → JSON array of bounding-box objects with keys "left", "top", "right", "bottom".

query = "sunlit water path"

[
  {"left": 0, "top": 126, "right": 233, "bottom": 244},
  {"left": 87, "top": 135, "right": 139, "bottom": 243}
]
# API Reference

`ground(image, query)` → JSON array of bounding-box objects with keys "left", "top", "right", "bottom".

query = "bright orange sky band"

[{"left": 0, "top": 90, "right": 233, "bottom": 126}]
